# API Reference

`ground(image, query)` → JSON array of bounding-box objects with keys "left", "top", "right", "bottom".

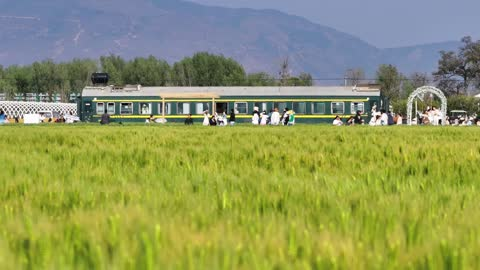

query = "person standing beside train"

[
  {"left": 252, "top": 110, "right": 260, "bottom": 125},
  {"left": 282, "top": 108, "right": 290, "bottom": 126},
  {"left": 203, "top": 110, "right": 210, "bottom": 126},
  {"left": 229, "top": 109, "right": 236, "bottom": 126},
  {"left": 260, "top": 111, "right": 268, "bottom": 125},
  {"left": 380, "top": 109, "right": 388, "bottom": 126},
  {"left": 270, "top": 108, "right": 280, "bottom": 125}
]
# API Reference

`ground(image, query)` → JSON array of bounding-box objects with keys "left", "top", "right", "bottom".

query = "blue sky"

[{"left": 187, "top": 0, "right": 480, "bottom": 48}]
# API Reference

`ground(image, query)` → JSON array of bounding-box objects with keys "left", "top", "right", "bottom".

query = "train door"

[{"left": 83, "top": 102, "right": 92, "bottom": 122}]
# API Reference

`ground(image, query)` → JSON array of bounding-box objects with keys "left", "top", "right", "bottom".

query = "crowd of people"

[
  {"left": 332, "top": 106, "right": 480, "bottom": 126},
  {"left": 200, "top": 107, "right": 296, "bottom": 126}
]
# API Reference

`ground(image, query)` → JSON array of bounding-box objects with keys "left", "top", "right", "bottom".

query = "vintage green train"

[{"left": 78, "top": 84, "right": 385, "bottom": 124}]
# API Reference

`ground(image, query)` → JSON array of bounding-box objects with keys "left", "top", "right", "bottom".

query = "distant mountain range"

[{"left": 0, "top": 0, "right": 461, "bottom": 79}]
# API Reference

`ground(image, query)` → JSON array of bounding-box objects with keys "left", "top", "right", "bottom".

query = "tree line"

[{"left": 0, "top": 52, "right": 313, "bottom": 102}]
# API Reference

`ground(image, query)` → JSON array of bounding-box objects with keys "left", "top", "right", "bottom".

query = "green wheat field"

[{"left": 1, "top": 124, "right": 480, "bottom": 269}]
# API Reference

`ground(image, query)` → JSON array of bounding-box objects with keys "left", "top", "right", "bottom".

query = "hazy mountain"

[{"left": 0, "top": 0, "right": 461, "bottom": 79}]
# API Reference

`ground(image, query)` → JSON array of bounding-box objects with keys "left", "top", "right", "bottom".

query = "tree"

[
  {"left": 0, "top": 65, "right": 16, "bottom": 100},
  {"left": 67, "top": 59, "right": 98, "bottom": 94},
  {"left": 171, "top": 58, "right": 195, "bottom": 86},
  {"left": 173, "top": 52, "right": 246, "bottom": 86},
  {"left": 100, "top": 54, "right": 126, "bottom": 85},
  {"left": 55, "top": 63, "right": 72, "bottom": 102},
  {"left": 6, "top": 65, "right": 33, "bottom": 101},
  {"left": 297, "top": 72, "right": 313, "bottom": 86},
  {"left": 246, "top": 72, "right": 277, "bottom": 86},
  {"left": 32, "top": 60, "right": 55, "bottom": 100},
  {"left": 376, "top": 64, "right": 403, "bottom": 101},
  {"left": 344, "top": 68, "right": 365, "bottom": 86},
  {"left": 279, "top": 57, "right": 291, "bottom": 86},
  {"left": 433, "top": 36, "right": 480, "bottom": 96},
  {"left": 401, "top": 72, "right": 429, "bottom": 99},
  {"left": 447, "top": 95, "right": 479, "bottom": 114},
  {"left": 123, "top": 56, "right": 170, "bottom": 86}
]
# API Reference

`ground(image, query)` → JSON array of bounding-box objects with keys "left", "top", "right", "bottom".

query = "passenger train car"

[{"left": 78, "top": 84, "right": 385, "bottom": 124}]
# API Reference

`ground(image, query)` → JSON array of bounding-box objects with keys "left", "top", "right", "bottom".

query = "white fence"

[{"left": 0, "top": 101, "right": 77, "bottom": 117}]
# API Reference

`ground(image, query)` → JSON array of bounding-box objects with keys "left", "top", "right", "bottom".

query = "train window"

[
  {"left": 158, "top": 103, "right": 171, "bottom": 115},
  {"left": 311, "top": 103, "right": 325, "bottom": 114},
  {"left": 234, "top": 102, "right": 248, "bottom": 114},
  {"left": 293, "top": 102, "right": 306, "bottom": 114},
  {"left": 120, "top": 102, "right": 133, "bottom": 115},
  {"left": 274, "top": 102, "right": 289, "bottom": 112},
  {"left": 331, "top": 102, "right": 344, "bottom": 114},
  {"left": 107, "top": 102, "right": 115, "bottom": 114},
  {"left": 177, "top": 102, "right": 191, "bottom": 115},
  {"left": 254, "top": 102, "right": 268, "bottom": 112},
  {"left": 351, "top": 102, "right": 364, "bottom": 114},
  {"left": 96, "top": 102, "right": 105, "bottom": 114},
  {"left": 196, "top": 102, "right": 210, "bottom": 114},
  {"left": 139, "top": 103, "right": 152, "bottom": 115}
]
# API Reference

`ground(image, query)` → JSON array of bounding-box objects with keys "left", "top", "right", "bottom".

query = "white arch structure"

[
  {"left": 407, "top": 86, "right": 447, "bottom": 126},
  {"left": 0, "top": 101, "right": 77, "bottom": 117}
]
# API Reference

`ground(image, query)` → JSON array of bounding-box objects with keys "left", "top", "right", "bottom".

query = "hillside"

[{"left": 0, "top": 0, "right": 460, "bottom": 79}]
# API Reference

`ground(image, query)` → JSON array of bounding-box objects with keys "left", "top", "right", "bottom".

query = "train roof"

[{"left": 82, "top": 85, "right": 381, "bottom": 98}]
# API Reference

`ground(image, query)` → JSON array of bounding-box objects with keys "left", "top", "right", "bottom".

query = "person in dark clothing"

[
  {"left": 346, "top": 116, "right": 355, "bottom": 126},
  {"left": 387, "top": 111, "right": 394, "bottom": 125},
  {"left": 282, "top": 108, "right": 290, "bottom": 126},
  {"left": 229, "top": 109, "right": 236, "bottom": 126},
  {"left": 100, "top": 112, "right": 110, "bottom": 125},
  {"left": 184, "top": 114, "right": 194, "bottom": 125},
  {"left": 354, "top": 110, "right": 364, "bottom": 125},
  {"left": 209, "top": 115, "right": 217, "bottom": 126}
]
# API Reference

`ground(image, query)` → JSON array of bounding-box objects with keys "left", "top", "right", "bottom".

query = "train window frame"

[
  {"left": 196, "top": 102, "right": 210, "bottom": 114},
  {"left": 331, "top": 102, "right": 345, "bottom": 115},
  {"left": 274, "top": 102, "right": 289, "bottom": 112},
  {"left": 120, "top": 102, "right": 133, "bottom": 115},
  {"left": 96, "top": 102, "right": 105, "bottom": 114},
  {"left": 158, "top": 103, "right": 172, "bottom": 115},
  {"left": 139, "top": 102, "right": 152, "bottom": 115},
  {"left": 293, "top": 102, "right": 306, "bottom": 114},
  {"left": 177, "top": 102, "right": 191, "bottom": 115},
  {"left": 107, "top": 102, "right": 115, "bottom": 114},
  {"left": 234, "top": 102, "right": 248, "bottom": 114},
  {"left": 351, "top": 102, "right": 364, "bottom": 114},
  {"left": 311, "top": 102, "right": 326, "bottom": 114}
]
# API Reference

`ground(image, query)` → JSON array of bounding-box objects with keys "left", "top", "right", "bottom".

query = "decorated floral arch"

[{"left": 407, "top": 86, "right": 447, "bottom": 125}]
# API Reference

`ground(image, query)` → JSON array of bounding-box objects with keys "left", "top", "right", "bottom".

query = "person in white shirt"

[
  {"left": 396, "top": 113, "right": 403, "bottom": 125},
  {"left": 260, "top": 111, "right": 268, "bottom": 125},
  {"left": 252, "top": 111, "right": 260, "bottom": 125},
  {"left": 333, "top": 115, "right": 343, "bottom": 126},
  {"left": 380, "top": 109, "right": 388, "bottom": 126},
  {"left": 203, "top": 111, "right": 210, "bottom": 126},
  {"left": 270, "top": 108, "right": 280, "bottom": 125}
]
